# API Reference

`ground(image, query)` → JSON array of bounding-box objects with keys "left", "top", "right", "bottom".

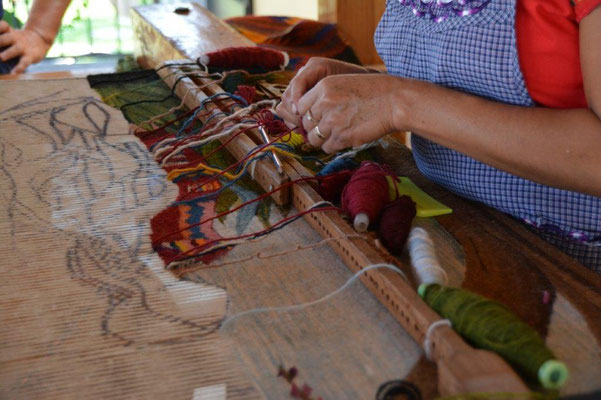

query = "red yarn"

[
  {"left": 317, "top": 170, "right": 353, "bottom": 203},
  {"left": 341, "top": 161, "right": 392, "bottom": 228},
  {"left": 377, "top": 195, "right": 417, "bottom": 255},
  {"left": 199, "top": 47, "right": 288, "bottom": 71},
  {"left": 234, "top": 84, "right": 257, "bottom": 104}
]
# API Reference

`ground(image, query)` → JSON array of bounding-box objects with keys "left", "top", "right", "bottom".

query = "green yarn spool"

[{"left": 418, "top": 284, "right": 568, "bottom": 390}]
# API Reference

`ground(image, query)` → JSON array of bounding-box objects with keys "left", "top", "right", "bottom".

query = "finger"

[
  {"left": 296, "top": 84, "right": 322, "bottom": 120},
  {"left": 321, "top": 135, "right": 343, "bottom": 154},
  {"left": 288, "top": 63, "right": 328, "bottom": 107},
  {"left": 10, "top": 56, "right": 31, "bottom": 74},
  {"left": 0, "top": 31, "right": 14, "bottom": 48},
  {"left": 307, "top": 126, "right": 325, "bottom": 148},
  {"left": 275, "top": 101, "right": 300, "bottom": 129},
  {"left": 0, "top": 21, "right": 9, "bottom": 33},
  {"left": 307, "top": 119, "right": 332, "bottom": 148},
  {"left": 0, "top": 43, "right": 22, "bottom": 62},
  {"left": 300, "top": 111, "right": 319, "bottom": 133}
]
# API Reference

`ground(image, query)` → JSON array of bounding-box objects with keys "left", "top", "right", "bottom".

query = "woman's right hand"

[{"left": 276, "top": 57, "right": 370, "bottom": 128}]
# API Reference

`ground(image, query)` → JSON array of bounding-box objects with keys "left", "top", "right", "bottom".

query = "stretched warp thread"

[{"left": 419, "top": 284, "right": 568, "bottom": 390}]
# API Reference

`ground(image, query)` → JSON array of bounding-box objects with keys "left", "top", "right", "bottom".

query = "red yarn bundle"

[
  {"left": 234, "top": 84, "right": 258, "bottom": 104},
  {"left": 377, "top": 195, "right": 417, "bottom": 255},
  {"left": 317, "top": 170, "right": 353, "bottom": 203},
  {"left": 198, "top": 46, "right": 289, "bottom": 71},
  {"left": 341, "top": 162, "right": 391, "bottom": 231}
]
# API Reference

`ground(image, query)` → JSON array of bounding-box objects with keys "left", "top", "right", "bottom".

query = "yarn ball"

[
  {"left": 377, "top": 195, "right": 417, "bottom": 255},
  {"left": 317, "top": 170, "right": 353, "bottom": 203},
  {"left": 198, "top": 46, "right": 289, "bottom": 71},
  {"left": 419, "top": 284, "right": 568, "bottom": 389},
  {"left": 341, "top": 161, "right": 391, "bottom": 230}
]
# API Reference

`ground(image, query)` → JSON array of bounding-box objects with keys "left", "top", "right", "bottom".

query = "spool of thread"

[
  {"left": 418, "top": 284, "right": 569, "bottom": 389},
  {"left": 341, "top": 162, "right": 391, "bottom": 232},
  {"left": 377, "top": 196, "right": 416, "bottom": 254},
  {"left": 198, "top": 47, "right": 289, "bottom": 71},
  {"left": 317, "top": 170, "right": 353, "bottom": 203},
  {"left": 408, "top": 227, "right": 447, "bottom": 286}
]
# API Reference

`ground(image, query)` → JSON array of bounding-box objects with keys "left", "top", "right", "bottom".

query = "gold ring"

[
  {"left": 305, "top": 109, "right": 319, "bottom": 124},
  {"left": 311, "top": 125, "right": 327, "bottom": 141}
]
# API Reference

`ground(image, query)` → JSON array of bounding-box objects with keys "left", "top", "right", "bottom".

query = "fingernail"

[{"left": 291, "top": 103, "right": 298, "bottom": 115}]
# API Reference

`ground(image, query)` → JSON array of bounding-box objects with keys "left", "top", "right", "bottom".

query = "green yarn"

[{"left": 419, "top": 284, "right": 568, "bottom": 389}]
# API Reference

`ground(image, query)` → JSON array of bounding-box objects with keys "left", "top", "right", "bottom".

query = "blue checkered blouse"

[{"left": 375, "top": 0, "right": 601, "bottom": 271}]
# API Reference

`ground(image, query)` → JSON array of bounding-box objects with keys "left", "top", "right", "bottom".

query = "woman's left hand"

[{"left": 293, "top": 73, "right": 403, "bottom": 153}]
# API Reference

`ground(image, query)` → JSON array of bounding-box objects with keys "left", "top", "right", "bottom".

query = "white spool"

[
  {"left": 407, "top": 227, "right": 448, "bottom": 286},
  {"left": 353, "top": 212, "right": 370, "bottom": 232}
]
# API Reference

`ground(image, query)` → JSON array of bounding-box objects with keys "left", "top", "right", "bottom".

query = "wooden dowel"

[{"left": 155, "top": 64, "right": 290, "bottom": 205}]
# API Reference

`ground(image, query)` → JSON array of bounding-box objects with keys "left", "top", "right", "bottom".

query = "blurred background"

[{"left": 1, "top": 0, "right": 318, "bottom": 73}]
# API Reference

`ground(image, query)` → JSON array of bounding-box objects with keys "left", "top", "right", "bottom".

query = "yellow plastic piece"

[{"left": 386, "top": 176, "right": 452, "bottom": 218}]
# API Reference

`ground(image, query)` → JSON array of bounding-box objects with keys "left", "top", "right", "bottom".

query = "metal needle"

[{"left": 258, "top": 124, "right": 284, "bottom": 175}]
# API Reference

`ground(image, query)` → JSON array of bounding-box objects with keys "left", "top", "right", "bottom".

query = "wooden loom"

[
  {"left": 156, "top": 62, "right": 531, "bottom": 395},
  {"left": 147, "top": 24, "right": 530, "bottom": 400}
]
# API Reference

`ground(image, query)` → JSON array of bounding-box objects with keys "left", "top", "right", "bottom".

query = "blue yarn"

[{"left": 317, "top": 157, "right": 358, "bottom": 176}]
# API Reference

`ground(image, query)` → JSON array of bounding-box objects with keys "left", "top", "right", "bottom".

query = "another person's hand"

[
  {"left": 0, "top": 21, "right": 52, "bottom": 74},
  {"left": 276, "top": 57, "right": 371, "bottom": 128}
]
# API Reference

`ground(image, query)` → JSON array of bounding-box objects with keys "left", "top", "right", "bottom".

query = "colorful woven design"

[{"left": 89, "top": 71, "right": 282, "bottom": 268}]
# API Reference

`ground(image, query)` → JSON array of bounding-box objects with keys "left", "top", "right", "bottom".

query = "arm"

[
  {"left": 283, "top": 7, "right": 601, "bottom": 198},
  {"left": 0, "top": 0, "right": 71, "bottom": 74}
]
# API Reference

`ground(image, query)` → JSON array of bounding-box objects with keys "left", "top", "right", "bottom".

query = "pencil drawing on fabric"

[{"left": 0, "top": 81, "right": 225, "bottom": 347}]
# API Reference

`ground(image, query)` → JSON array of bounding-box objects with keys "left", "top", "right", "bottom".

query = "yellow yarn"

[{"left": 275, "top": 131, "right": 304, "bottom": 149}]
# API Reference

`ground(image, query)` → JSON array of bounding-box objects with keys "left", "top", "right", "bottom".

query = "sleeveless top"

[{"left": 374, "top": 0, "right": 601, "bottom": 271}]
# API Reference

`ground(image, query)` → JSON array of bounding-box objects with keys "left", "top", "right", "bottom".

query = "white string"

[
  {"left": 220, "top": 263, "right": 407, "bottom": 330},
  {"left": 423, "top": 319, "right": 452, "bottom": 361},
  {"left": 408, "top": 227, "right": 448, "bottom": 286},
  {"left": 327, "top": 140, "right": 382, "bottom": 164}
]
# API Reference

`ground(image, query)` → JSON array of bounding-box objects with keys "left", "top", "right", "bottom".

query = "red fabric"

[{"left": 516, "top": 0, "right": 601, "bottom": 108}]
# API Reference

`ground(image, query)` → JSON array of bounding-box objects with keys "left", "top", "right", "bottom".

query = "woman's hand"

[
  {"left": 276, "top": 57, "right": 371, "bottom": 129},
  {"left": 0, "top": 21, "right": 52, "bottom": 74},
  {"left": 293, "top": 73, "right": 404, "bottom": 153}
]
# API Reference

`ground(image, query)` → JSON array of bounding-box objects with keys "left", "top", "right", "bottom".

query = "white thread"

[
  {"left": 328, "top": 140, "right": 381, "bottom": 164},
  {"left": 160, "top": 123, "right": 257, "bottom": 167},
  {"left": 220, "top": 263, "right": 407, "bottom": 330},
  {"left": 423, "top": 319, "right": 452, "bottom": 361},
  {"left": 408, "top": 227, "right": 448, "bottom": 286},
  {"left": 249, "top": 158, "right": 257, "bottom": 179}
]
